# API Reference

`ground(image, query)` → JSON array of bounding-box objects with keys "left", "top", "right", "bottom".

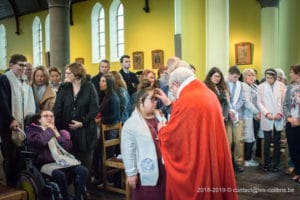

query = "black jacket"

[
  {"left": 53, "top": 80, "right": 99, "bottom": 152},
  {"left": 91, "top": 73, "right": 105, "bottom": 105},
  {"left": 119, "top": 69, "right": 139, "bottom": 96},
  {"left": 100, "top": 92, "right": 120, "bottom": 125},
  {"left": 0, "top": 75, "right": 14, "bottom": 135}
]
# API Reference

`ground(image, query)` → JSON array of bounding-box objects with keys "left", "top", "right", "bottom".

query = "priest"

[{"left": 157, "top": 66, "right": 237, "bottom": 200}]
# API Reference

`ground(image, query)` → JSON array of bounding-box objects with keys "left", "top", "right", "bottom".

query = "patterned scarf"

[{"left": 5, "top": 70, "right": 36, "bottom": 129}]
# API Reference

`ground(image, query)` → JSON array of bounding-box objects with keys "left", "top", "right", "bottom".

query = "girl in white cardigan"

[
  {"left": 257, "top": 68, "right": 286, "bottom": 172},
  {"left": 121, "top": 79, "right": 165, "bottom": 200}
]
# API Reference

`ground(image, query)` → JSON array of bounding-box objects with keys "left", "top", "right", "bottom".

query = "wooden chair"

[
  {"left": 0, "top": 185, "right": 27, "bottom": 200},
  {"left": 101, "top": 122, "right": 130, "bottom": 200}
]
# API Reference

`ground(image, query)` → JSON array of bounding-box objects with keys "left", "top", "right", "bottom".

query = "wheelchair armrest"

[{"left": 20, "top": 150, "right": 37, "bottom": 159}]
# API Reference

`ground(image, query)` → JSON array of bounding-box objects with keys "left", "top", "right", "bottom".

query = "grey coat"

[{"left": 242, "top": 83, "right": 259, "bottom": 142}]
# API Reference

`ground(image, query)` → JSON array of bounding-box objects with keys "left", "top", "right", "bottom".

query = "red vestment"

[{"left": 159, "top": 80, "right": 237, "bottom": 200}]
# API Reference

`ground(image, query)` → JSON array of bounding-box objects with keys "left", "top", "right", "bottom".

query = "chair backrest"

[
  {"left": 101, "top": 122, "right": 130, "bottom": 200},
  {"left": 24, "top": 113, "right": 39, "bottom": 130},
  {"left": 101, "top": 122, "right": 122, "bottom": 160}
]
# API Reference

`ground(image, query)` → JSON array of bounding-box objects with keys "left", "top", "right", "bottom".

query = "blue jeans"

[{"left": 52, "top": 165, "right": 88, "bottom": 200}]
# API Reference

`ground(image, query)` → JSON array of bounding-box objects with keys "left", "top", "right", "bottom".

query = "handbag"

[{"left": 11, "top": 128, "right": 26, "bottom": 147}]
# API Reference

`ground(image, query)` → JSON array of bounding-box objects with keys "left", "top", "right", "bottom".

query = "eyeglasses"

[
  {"left": 41, "top": 114, "right": 54, "bottom": 118},
  {"left": 65, "top": 72, "right": 72, "bottom": 75},
  {"left": 16, "top": 63, "right": 27, "bottom": 68},
  {"left": 146, "top": 96, "right": 158, "bottom": 103}
]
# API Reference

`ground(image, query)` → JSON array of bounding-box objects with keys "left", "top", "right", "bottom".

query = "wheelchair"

[{"left": 15, "top": 115, "right": 63, "bottom": 200}]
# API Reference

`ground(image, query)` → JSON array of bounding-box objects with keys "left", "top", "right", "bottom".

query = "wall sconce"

[{"left": 143, "top": 0, "right": 150, "bottom": 13}]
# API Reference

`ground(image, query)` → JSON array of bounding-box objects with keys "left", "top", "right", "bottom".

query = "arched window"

[
  {"left": 117, "top": 4, "right": 124, "bottom": 58},
  {"left": 0, "top": 24, "right": 7, "bottom": 70},
  {"left": 110, "top": 0, "right": 124, "bottom": 61},
  {"left": 32, "top": 16, "right": 43, "bottom": 66},
  {"left": 91, "top": 3, "right": 105, "bottom": 63},
  {"left": 45, "top": 14, "right": 50, "bottom": 52}
]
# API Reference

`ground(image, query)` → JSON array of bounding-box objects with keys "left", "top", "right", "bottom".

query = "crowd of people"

[
  {"left": 203, "top": 64, "right": 300, "bottom": 181},
  {"left": 0, "top": 53, "right": 299, "bottom": 200}
]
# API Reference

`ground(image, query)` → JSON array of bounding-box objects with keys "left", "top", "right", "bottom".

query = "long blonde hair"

[{"left": 110, "top": 71, "right": 127, "bottom": 90}]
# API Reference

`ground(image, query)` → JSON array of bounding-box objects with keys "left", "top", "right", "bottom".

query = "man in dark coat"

[
  {"left": 119, "top": 55, "right": 139, "bottom": 96},
  {"left": 0, "top": 54, "right": 36, "bottom": 186},
  {"left": 91, "top": 59, "right": 110, "bottom": 105}
]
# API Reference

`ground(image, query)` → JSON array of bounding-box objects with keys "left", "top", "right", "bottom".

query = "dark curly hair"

[
  {"left": 204, "top": 67, "right": 228, "bottom": 94},
  {"left": 135, "top": 79, "right": 156, "bottom": 108}
]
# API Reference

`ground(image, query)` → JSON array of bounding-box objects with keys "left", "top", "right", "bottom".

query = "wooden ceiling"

[{"left": 0, "top": 0, "right": 87, "bottom": 20}]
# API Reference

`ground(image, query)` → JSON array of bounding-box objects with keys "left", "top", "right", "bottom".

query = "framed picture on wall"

[
  {"left": 152, "top": 49, "right": 164, "bottom": 69},
  {"left": 75, "top": 57, "right": 85, "bottom": 65},
  {"left": 235, "top": 42, "right": 252, "bottom": 65},
  {"left": 133, "top": 51, "right": 144, "bottom": 70}
]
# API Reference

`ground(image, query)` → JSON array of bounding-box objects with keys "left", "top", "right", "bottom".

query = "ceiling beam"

[
  {"left": 36, "top": 0, "right": 42, "bottom": 8},
  {"left": 8, "top": 0, "right": 20, "bottom": 35}
]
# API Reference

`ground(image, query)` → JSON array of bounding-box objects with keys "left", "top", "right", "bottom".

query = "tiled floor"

[
  {"left": 0, "top": 152, "right": 299, "bottom": 199},
  {"left": 235, "top": 164, "right": 299, "bottom": 200},
  {"left": 86, "top": 161, "right": 300, "bottom": 200}
]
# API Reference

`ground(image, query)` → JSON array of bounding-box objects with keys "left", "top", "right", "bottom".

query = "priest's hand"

[
  {"left": 127, "top": 175, "right": 138, "bottom": 189},
  {"left": 155, "top": 88, "right": 171, "bottom": 106},
  {"left": 158, "top": 122, "right": 166, "bottom": 131}
]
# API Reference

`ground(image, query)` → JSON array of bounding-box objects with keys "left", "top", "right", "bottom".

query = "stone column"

[
  {"left": 205, "top": 0, "right": 229, "bottom": 74},
  {"left": 47, "top": 0, "right": 71, "bottom": 76},
  {"left": 259, "top": 0, "right": 279, "bottom": 73},
  {"left": 279, "top": 0, "right": 299, "bottom": 71}
]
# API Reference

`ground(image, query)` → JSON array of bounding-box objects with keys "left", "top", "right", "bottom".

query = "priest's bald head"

[
  {"left": 166, "top": 56, "right": 180, "bottom": 73},
  {"left": 168, "top": 66, "right": 195, "bottom": 99}
]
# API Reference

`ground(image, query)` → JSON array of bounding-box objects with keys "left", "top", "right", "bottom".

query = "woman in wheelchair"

[{"left": 26, "top": 110, "right": 88, "bottom": 200}]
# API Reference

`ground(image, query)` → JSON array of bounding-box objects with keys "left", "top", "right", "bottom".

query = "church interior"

[{"left": 0, "top": 0, "right": 300, "bottom": 199}]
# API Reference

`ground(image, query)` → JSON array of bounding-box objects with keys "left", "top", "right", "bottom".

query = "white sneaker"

[
  {"left": 250, "top": 159, "right": 259, "bottom": 166},
  {"left": 244, "top": 159, "right": 259, "bottom": 167}
]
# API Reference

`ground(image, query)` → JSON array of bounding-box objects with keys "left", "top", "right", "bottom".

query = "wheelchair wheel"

[{"left": 17, "top": 171, "right": 40, "bottom": 200}]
